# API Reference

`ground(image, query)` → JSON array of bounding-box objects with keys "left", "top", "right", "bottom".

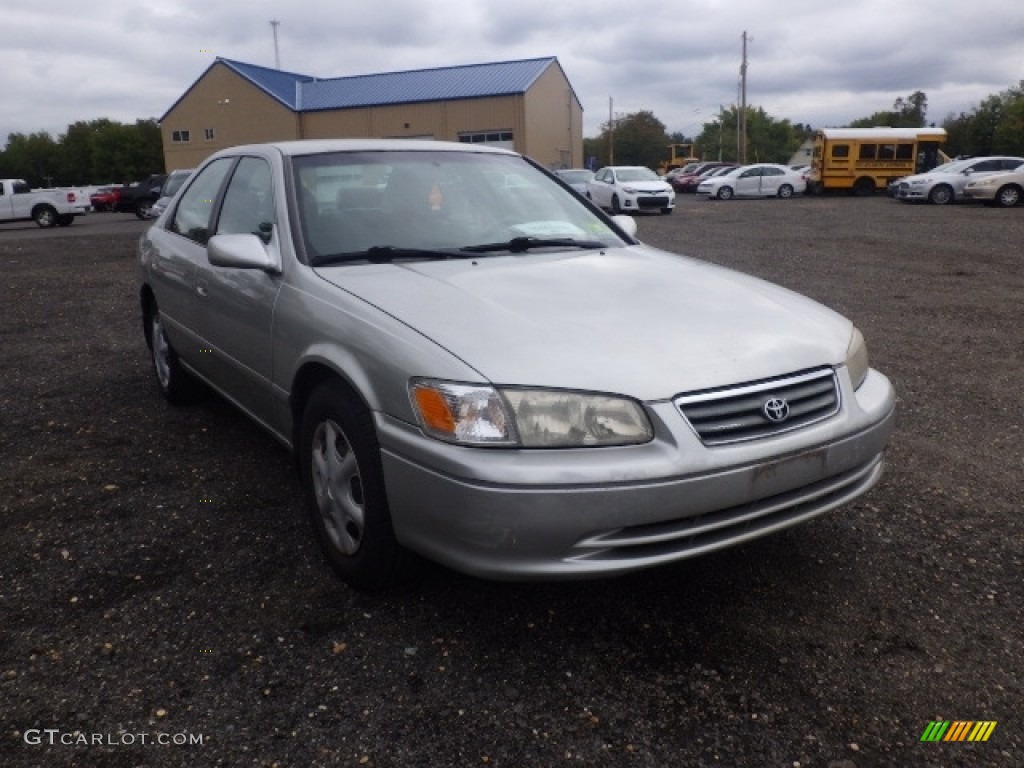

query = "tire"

[
  {"left": 853, "top": 177, "right": 876, "bottom": 197},
  {"left": 995, "top": 184, "right": 1022, "bottom": 208},
  {"left": 611, "top": 194, "right": 622, "bottom": 214},
  {"left": 716, "top": 186, "right": 734, "bottom": 200},
  {"left": 777, "top": 184, "right": 794, "bottom": 199},
  {"left": 928, "top": 185, "right": 953, "bottom": 205},
  {"left": 57, "top": 214, "right": 74, "bottom": 227},
  {"left": 135, "top": 200, "right": 153, "bottom": 220},
  {"left": 660, "top": 207, "right": 673, "bottom": 215},
  {"left": 145, "top": 300, "right": 200, "bottom": 405},
  {"left": 299, "top": 381, "right": 412, "bottom": 591},
  {"left": 33, "top": 206, "right": 58, "bottom": 228}
]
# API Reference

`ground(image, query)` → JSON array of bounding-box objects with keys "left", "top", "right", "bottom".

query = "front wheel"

[
  {"left": 135, "top": 200, "right": 153, "bottom": 220},
  {"left": 777, "top": 184, "right": 794, "bottom": 199},
  {"left": 716, "top": 186, "right": 734, "bottom": 200},
  {"left": 611, "top": 194, "right": 622, "bottom": 214},
  {"left": 660, "top": 207, "right": 673, "bottom": 215},
  {"left": 928, "top": 185, "right": 953, "bottom": 205},
  {"left": 995, "top": 184, "right": 1022, "bottom": 207},
  {"left": 300, "top": 381, "right": 413, "bottom": 591}
]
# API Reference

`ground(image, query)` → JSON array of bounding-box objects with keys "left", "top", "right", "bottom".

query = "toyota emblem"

[{"left": 762, "top": 397, "right": 790, "bottom": 423}]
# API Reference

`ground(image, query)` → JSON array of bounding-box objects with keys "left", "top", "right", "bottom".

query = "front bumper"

[{"left": 377, "top": 368, "right": 895, "bottom": 580}]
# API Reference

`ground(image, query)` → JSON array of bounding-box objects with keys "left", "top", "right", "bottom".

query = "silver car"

[
  {"left": 138, "top": 139, "right": 895, "bottom": 590},
  {"left": 893, "top": 156, "right": 1024, "bottom": 204}
]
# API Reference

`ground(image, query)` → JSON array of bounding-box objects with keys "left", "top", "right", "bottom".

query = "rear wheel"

[
  {"left": 33, "top": 206, "right": 58, "bottom": 228},
  {"left": 145, "top": 300, "right": 200, "bottom": 405},
  {"left": 777, "top": 184, "right": 794, "bottom": 199},
  {"left": 852, "top": 177, "right": 876, "bottom": 197},
  {"left": 928, "top": 185, "right": 953, "bottom": 205},
  {"left": 716, "top": 186, "right": 734, "bottom": 200},
  {"left": 995, "top": 184, "right": 1022, "bottom": 207},
  {"left": 299, "top": 381, "right": 413, "bottom": 591}
]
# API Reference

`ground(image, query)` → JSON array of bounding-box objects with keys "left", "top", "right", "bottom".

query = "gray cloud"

[{"left": 2, "top": 0, "right": 1021, "bottom": 146}]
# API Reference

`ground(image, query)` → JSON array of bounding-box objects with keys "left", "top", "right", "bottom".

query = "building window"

[
  {"left": 458, "top": 130, "right": 514, "bottom": 144},
  {"left": 204, "top": 128, "right": 216, "bottom": 141},
  {"left": 172, "top": 130, "right": 191, "bottom": 143}
]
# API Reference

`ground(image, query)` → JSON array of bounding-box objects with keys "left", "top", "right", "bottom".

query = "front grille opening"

[{"left": 676, "top": 368, "right": 839, "bottom": 446}]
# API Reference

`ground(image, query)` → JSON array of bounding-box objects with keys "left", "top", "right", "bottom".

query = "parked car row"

[
  {"left": 889, "top": 155, "right": 1024, "bottom": 206},
  {"left": 696, "top": 164, "right": 807, "bottom": 200}
]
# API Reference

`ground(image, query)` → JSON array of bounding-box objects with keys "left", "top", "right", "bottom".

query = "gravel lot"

[{"left": 2, "top": 197, "right": 1021, "bottom": 768}]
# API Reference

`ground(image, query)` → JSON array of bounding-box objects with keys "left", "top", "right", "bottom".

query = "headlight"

[
  {"left": 410, "top": 380, "right": 653, "bottom": 448},
  {"left": 846, "top": 327, "right": 869, "bottom": 390}
]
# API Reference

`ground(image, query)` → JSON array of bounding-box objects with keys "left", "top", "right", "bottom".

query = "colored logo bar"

[{"left": 920, "top": 721, "right": 997, "bottom": 742}]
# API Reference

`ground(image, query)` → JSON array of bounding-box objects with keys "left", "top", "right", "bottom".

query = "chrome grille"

[{"left": 675, "top": 368, "right": 839, "bottom": 445}]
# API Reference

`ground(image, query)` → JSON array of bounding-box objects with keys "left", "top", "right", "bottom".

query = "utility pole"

[
  {"left": 608, "top": 97, "right": 614, "bottom": 165},
  {"left": 270, "top": 20, "right": 281, "bottom": 69},
  {"left": 739, "top": 30, "right": 748, "bottom": 165}
]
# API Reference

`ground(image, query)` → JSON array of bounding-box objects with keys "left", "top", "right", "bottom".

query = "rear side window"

[{"left": 169, "top": 158, "right": 234, "bottom": 245}]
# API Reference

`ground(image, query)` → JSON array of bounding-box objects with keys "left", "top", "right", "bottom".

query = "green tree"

[
  {"left": 693, "top": 106, "right": 805, "bottom": 164},
  {"left": 588, "top": 110, "right": 671, "bottom": 168},
  {"left": 0, "top": 132, "right": 60, "bottom": 186},
  {"left": 849, "top": 91, "right": 928, "bottom": 128}
]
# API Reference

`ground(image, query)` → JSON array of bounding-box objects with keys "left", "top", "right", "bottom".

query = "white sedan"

[
  {"left": 697, "top": 163, "right": 807, "bottom": 200},
  {"left": 587, "top": 166, "right": 675, "bottom": 214}
]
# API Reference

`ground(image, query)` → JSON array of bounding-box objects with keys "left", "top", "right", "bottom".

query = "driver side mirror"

[{"left": 207, "top": 233, "right": 281, "bottom": 273}]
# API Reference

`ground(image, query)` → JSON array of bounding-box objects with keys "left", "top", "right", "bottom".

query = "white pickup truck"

[{"left": 0, "top": 179, "right": 91, "bottom": 227}]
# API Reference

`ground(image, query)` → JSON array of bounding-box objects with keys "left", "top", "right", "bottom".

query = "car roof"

[{"left": 223, "top": 138, "right": 519, "bottom": 158}]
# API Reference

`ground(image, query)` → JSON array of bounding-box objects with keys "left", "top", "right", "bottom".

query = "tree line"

[
  {"left": 0, "top": 118, "right": 164, "bottom": 188},
  {"left": 4, "top": 81, "right": 1023, "bottom": 185},
  {"left": 583, "top": 81, "right": 1024, "bottom": 169}
]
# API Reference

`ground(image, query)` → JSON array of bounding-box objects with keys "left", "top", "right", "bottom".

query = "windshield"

[
  {"left": 615, "top": 168, "right": 659, "bottom": 182},
  {"left": 930, "top": 160, "right": 972, "bottom": 175},
  {"left": 291, "top": 151, "right": 627, "bottom": 261},
  {"left": 557, "top": 170, "right": 593, "bottom": 184},
  {"left": 162, "top": 170, "right": 193, "bottom": 198}
]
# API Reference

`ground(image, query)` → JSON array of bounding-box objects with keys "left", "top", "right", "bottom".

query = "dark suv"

[{"left": 116, "top": 174, "right": 167, "bottom": 219}]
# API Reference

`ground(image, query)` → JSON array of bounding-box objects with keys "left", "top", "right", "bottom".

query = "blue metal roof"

[
  {"left": 163, "top": 56, "right": 574, "bottom": 123},
  {"left": 296, "top": 57, "right": 559, "bottom": 111},
  {"left": 219, "top": 59, "right": 314, "bottom": 109}
]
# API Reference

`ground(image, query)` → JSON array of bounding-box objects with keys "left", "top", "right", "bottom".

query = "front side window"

[
  {"left": 831, "top": 144, "right": 850, "bottom": 159},
  {"left": 169, "top": 158, "right": 234, "bottom": 245},
  {"left": 216, "top": 157, "right": 275, "bottom": 241},
  {"left": 858, "top": 144, "right": 876, "bottom": 160}
]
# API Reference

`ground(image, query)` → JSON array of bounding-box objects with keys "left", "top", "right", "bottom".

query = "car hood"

[
  {"left": 621, "top": 181, "right": 672, "bottom": 192},
  {"left": 315, "top": 246, "right": 852, "bottom": 401}
]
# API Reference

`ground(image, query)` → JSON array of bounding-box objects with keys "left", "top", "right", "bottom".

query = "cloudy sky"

[{"left": 2, "top": 0, "right": 1022, "bottom": 146}]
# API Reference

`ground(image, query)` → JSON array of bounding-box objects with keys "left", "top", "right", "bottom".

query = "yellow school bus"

[{"left": 807, "top": 127, "right": 948, "bottom": 195}]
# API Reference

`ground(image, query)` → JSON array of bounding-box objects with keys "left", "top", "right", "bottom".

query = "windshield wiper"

[
  {"left": 311, "top": 245, "right": 470, "bottom": 266},
  {"left": 460, "top": 236, "right": 607, "bottom": 254}
]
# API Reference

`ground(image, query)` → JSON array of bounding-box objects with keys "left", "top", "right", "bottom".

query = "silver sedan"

[{"left": 138, "top": 139, "right": 894, "bottom": 590}]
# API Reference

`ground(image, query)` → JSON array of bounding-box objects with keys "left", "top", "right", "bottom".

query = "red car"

[
  {"left": 89, "top": 186, "right": 123, "bottom": 212},
  {"left": 671, "top": 163, "right": 738, "bottom": 193}
]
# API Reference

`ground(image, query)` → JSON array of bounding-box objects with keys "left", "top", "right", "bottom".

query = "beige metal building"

[{"left": 160, "top": 57, "right": 583, "bottom": 171}]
